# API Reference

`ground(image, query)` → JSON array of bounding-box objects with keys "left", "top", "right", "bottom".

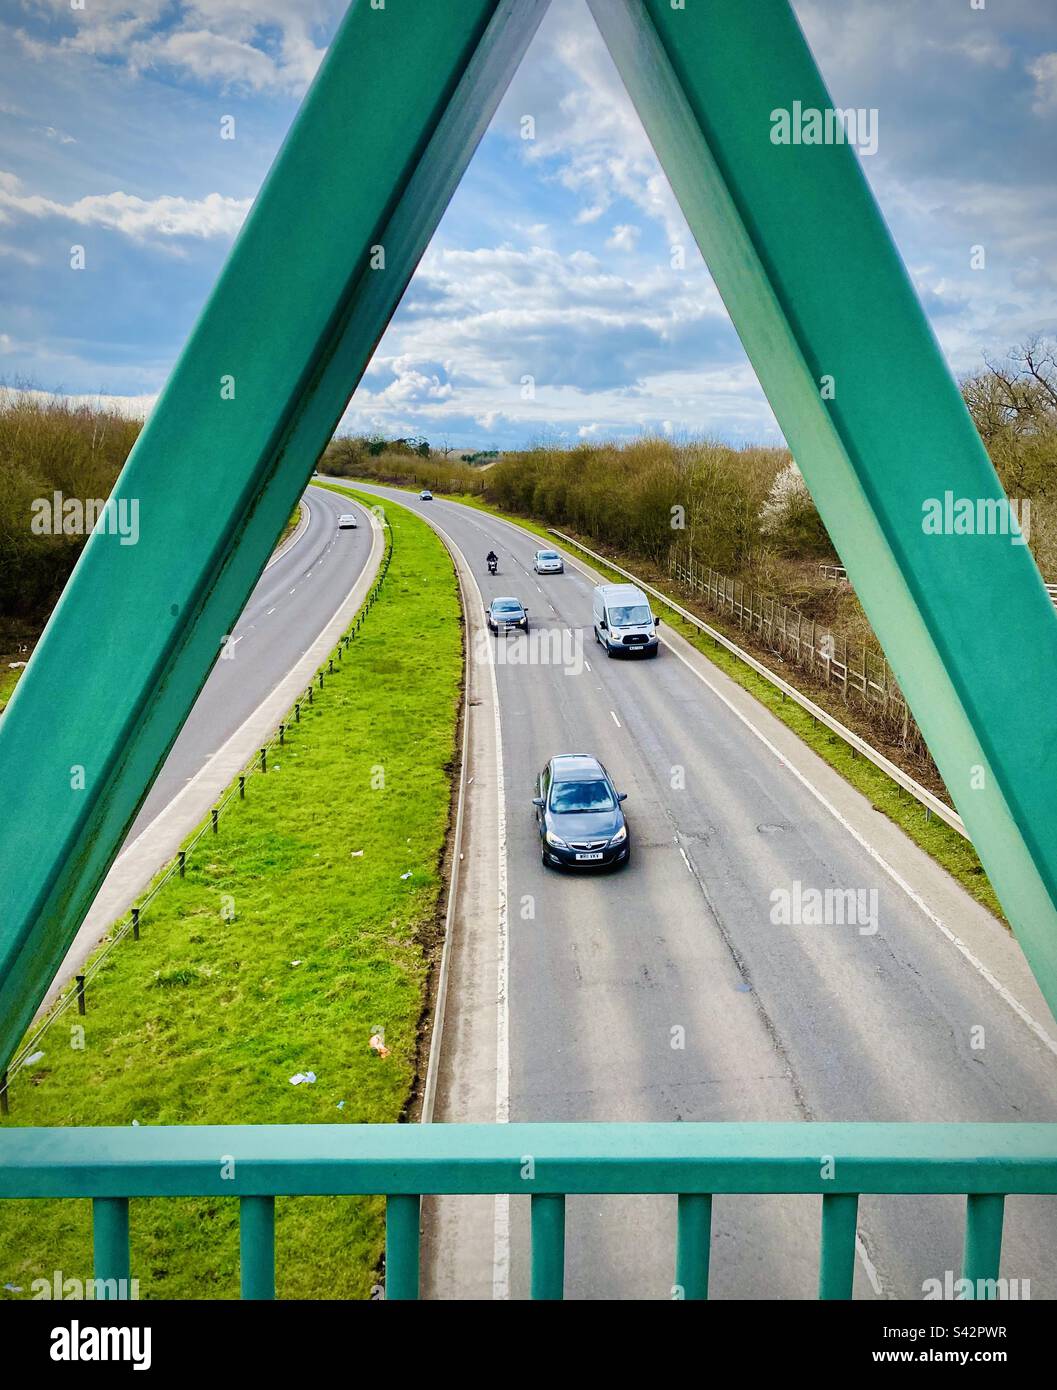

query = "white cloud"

[
  {"left": 10, "top": 0, "right": 335, "bottom": 95},
  {"left": 0, "top": 386, "right": 156, "bottom": 418},
  {"left": 606, "top": 223, "right": 640, "bottom": 253},
  {"left": 0, "top": 171, "right": 250, "bottom": 242},
  {"left": 1028, "top": 53, "right": 1057, "bottom": 113},
  {"left": 500, "top": 1, "right": 687, "bottom": 246}
]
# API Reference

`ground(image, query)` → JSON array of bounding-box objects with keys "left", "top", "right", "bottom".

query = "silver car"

[
  {"left": 533, "top": 548, "right": 564, "bottom": 574},
  {"left": 338, "top": 513, "right": 358, "bottom": 529}
]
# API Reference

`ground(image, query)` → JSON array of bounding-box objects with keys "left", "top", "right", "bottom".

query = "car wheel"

[
  {"left": 606, "top": 640, "right": 616, "bottom": 658},
  {"left": 648, "top": 647, "right": 659, "bottom": 659}
]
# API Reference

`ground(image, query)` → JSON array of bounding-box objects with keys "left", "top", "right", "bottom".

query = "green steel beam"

[
  {"left": 4, "top": 0, "right": 1057, "bottom": 1074},
  {"left": 2, "top": 1123, "right": 1055, "bottom": 1199},
  {"left": 587, "top": 0, "right": 1057, "bottom": 1021},
  {"left": 0, "top": 0, "right": 551, "bottom": 1069}
]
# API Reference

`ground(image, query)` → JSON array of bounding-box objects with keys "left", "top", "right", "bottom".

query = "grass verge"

[
  {"left": 330, "top": 477, "right": 1003, "bottom": 922},
  {"left": 0, "top": 491, "right": 463, "bottom": 1299}
]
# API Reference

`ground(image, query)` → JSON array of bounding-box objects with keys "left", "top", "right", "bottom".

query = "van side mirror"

[
  {"left": 532, "top": 796, "right": 545, "bottom": 809},
  {"left": 617, "top": 791, "right": 628, "bottom": 802},
  {"left": 600, "top": 617, "right": 608, "bottom": 630},
  {"left": 653, "top": 614, "right": 661, "bottom": 626}
]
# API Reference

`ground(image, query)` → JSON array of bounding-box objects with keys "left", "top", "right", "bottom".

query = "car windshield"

[
  {"left": 494, "top": 600, "right": 522, "bottom": 613},
  {"left": 550, "top": 779, "right": 614, "bottom": 814},
  {"left": 539, "top": 552, "right": 559, "bottom": 561},
  {"left": 608, "top": 603, "right": 650, "bottom": 627}
]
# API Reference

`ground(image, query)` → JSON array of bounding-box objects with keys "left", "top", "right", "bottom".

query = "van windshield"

[{"left": 608, "top": 604, "right": 650, "bottom": 627}]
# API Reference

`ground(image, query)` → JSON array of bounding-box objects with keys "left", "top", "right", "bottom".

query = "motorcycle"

[{"left": 487, "top": 557, "right": 499, "bottom": 575}]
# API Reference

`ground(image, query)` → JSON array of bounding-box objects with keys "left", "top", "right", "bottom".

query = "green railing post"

[
  {"left": 818, "top": 1192, "right": 858, "bottom": 1299},
  {"left": 92, "top": 1197, "right": 130, "bottom": 1298},
  {"left": 239, "top": 1195, "right": 276, "bottom": 1300},
  {"left": 962, "top": 1193, "right": 1005, "bottom": 1299},
  {"left": 385, "top": 1194, "right": 421, "bottom": 1301},
  {"left": 530, "top": 1193, "right": 566, "bottom": 1300},
  {"left": 675, "top": 1193, "right": 712, "bottom": 1299}
]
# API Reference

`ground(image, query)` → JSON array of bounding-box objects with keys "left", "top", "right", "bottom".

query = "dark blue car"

[
  {"left": 488, "top": 596, "right": 529, "bottom": 633},
  {"left": 533, "top": 754, "right": 630, "bottom": 870}
]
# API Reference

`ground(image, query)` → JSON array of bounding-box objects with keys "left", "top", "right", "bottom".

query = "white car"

[
  {"left": 533, "top": 548, "right": 564, "bottom": 574},
  {"left": 419, "top": 489, "right": 433, "bottom": 501},
  {"left": 337, "top": 513, "right": 358, "bottom": 529}
]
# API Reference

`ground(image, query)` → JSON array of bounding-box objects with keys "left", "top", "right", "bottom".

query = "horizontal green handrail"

[
  {"left": 2, "top": 1123, "right": 1055, "bottom": 1300},
  {"left": 3, "top": 1122, "right": 1055, "bottom": 1197}
]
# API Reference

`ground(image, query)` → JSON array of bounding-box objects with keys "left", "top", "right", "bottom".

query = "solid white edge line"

[
  {"left": 348, "top": 485, "right": 512, "bottom": 1298},
  {"left": 419, "top": 552, "right": 473, "bottom": 1127},
  {"left": 490, "top": 632, "right": 511, "bottom": 1300},
  {"left": 264, "top": 494, "right": 311, "bottom": 569}
]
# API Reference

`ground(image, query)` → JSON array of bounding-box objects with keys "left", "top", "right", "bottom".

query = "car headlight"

[
  {"left": 608, "top": 824, "right": 627, "bottom": 846},
  {"left": 545, "top": 830, "right": 568, "bottom": 849}
]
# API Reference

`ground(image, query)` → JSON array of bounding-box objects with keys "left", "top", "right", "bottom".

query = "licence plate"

[{"left": 575, "top": 851, "right": 604, "bottom": 861}]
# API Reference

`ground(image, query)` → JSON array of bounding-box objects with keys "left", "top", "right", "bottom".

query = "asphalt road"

[
  {"left": 343, "top": 481, "right": 1057, "bottom": 1301},
  {"left": 125, "top": 484, "right": 370, "bottom": 842}
]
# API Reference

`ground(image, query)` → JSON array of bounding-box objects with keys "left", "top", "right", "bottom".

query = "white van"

[{"left": 592, "top": 583, "right": 660, "bottom": 658}]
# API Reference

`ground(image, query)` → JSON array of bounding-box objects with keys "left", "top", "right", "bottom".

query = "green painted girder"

[
  {"left": 588, "top": 0, "right": 1057, "bottom": 1021},
  {"left": 2, "top": 1123, "right": 1056, "bottom": 1198},
  {"left": 0, "top": 0, "right": 552, "bottom": 1069}
]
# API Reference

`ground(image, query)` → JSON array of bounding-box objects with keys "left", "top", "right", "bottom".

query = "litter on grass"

[{"left": 290, "top": 1071, "right": 317, "bottom": 1085}]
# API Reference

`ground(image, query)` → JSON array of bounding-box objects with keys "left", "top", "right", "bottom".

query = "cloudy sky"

[{"left": 1, "top": 0, "right": 1055, "bottom": 451}]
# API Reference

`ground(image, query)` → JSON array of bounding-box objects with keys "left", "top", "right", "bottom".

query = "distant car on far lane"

[
  {"left": 419, "top": 489, "right": 433, "bottom": 500},
  {"left": 533, "top": 548, "right": 564, "bottom": 574},
  {"left": 487, "top": 596, "right": 529, "bottom": 633},
  {"left": 337, "top": 513, "right": 358, "bottom": 529}
]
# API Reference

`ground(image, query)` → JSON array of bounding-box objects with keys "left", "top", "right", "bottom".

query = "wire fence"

[
  {"left": 667, "top": 546, "right": 930, "bottom": 758},
  {"left": 0, "top": 518, "right": 393, "bottom": 1114}
]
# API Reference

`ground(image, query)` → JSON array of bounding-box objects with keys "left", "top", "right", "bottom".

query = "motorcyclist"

[{"left": 486, "top": 549, "right": 498, "bottom": 570}]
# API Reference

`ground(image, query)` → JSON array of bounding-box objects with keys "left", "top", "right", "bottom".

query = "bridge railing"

[{"left": 3, "top": 1122, "right": 1055, "bottom": 1300}]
